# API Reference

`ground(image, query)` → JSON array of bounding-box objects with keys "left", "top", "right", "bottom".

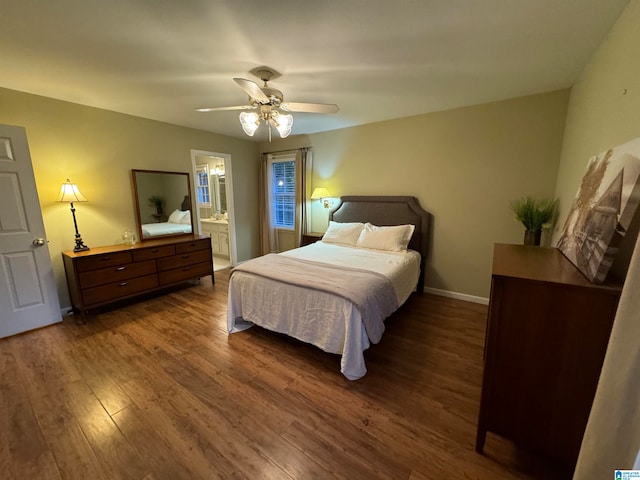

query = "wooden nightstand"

[{"left": 301, "top": 232, "right": 323, "bottom": 246}]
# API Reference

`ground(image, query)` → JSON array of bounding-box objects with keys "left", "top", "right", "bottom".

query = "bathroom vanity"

[{"left": 200, "top": 218, "right": 229, "bottom": 257}]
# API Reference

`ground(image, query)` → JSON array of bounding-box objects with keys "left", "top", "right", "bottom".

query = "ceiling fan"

[{"left": 197, "top": 67, "right": 340, "bottom": 141}]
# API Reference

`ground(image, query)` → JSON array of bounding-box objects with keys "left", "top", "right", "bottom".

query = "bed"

[
  {"left": 227, "top": 196, "right": 432, "bottom": 380},
  {"left": 141, "top": 221, "right": 192, "bottom": 238},
  {"left": 141, "top": 197, "right": 193, "bottom": 238}
]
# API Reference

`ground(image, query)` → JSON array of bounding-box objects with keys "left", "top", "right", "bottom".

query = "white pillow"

[
  {"left": 179, "top": 210, "right": 192, "bottom": 225},
  {"left": 321, "top": 221, "right": 364, "bottom": 246},
  {"left": 356, "top": 223, "right": 415, "bottom": 252},
  {"left": 167, "top": 209, "right": 186, "bottom": 224}
]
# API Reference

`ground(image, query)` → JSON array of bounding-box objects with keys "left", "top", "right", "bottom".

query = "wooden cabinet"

[
  {"left": 301, "top": 232, "right": 323, "bottom": 246},
  {"left": 63, "top": 235, "right": 213, "bottom": 319},
  {"left": 476, "top": 244, "right": 622, "bottom": 471},
  {"left": 201, "top": 220, "right": 229, "bottom": 257}
]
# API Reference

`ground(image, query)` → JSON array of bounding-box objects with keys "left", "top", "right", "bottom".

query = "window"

[
  {"left": 271, "top": 160, "right": 296, "bottom": 229},
  {"left": 196, "top": 165, "right": 210, "bottom": 206}
]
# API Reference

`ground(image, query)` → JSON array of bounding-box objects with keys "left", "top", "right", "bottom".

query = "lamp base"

[
  {"left": 69, "top": 203, "right": 89, "bottom": 252},
  {"left": 73, "top": 234, "right": 90, "bottom": 252}
]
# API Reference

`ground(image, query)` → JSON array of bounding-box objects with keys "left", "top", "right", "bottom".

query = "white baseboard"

[{"left": 423, "top": 286, "right": 489, "bottom": 305}]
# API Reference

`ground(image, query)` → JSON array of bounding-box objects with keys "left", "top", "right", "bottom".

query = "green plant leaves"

[{"left": 510, "top": 196, "right": 558, "bottom": 231}]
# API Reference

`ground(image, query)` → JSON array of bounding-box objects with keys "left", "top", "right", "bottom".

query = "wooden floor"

[{"left": 1, "top": 270, "right": 570, "bottom": 480}]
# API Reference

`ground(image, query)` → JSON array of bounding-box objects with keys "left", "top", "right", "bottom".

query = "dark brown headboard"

[
  {"left": 180, "top": 195, "right": 191, "bottom": 211},
  {"left": 329, "top": 196, "right": 432, "bottom": 291}
]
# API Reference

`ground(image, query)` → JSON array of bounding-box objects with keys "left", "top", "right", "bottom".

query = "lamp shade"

[
  {"left": 239, "top": 110, "right": 294, "bottom": 139},
  {"left": 239, "top": 111, "right": 260, "bottom": 136},
  {"left": 57, "top": 179, "right": 87, "bottom": 202},
  {"left": 311, "top": 187, "right": 331, "bottom": 199},
  {"left": 275, "top": 114, "right": 293, "bottom": 138}
]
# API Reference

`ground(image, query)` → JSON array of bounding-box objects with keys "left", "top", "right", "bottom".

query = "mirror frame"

[{"left": 131, "top": 169, "right": 194, "bottom": 242}]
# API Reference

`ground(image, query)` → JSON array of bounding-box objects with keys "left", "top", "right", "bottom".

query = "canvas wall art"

[{"left": 557, "top": 136, "right": 640, "bottom": 283}]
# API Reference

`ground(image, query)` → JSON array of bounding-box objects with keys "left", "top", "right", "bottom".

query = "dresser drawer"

[
  {"left": 157, "top": 248, "right": 212, "bottom": 271},
  {"left": 175, "top": 238, "right": 210, "bottom": 254},
  {"left": 132, "top": 245, "right": 175, "bottom": 261},
  {"left": 78, "top": 260, "right": 157, "bottom": 289},
  {"left": 82, "top": 274, "right": 158, "bottom": 306},
  {"left": 75, "top": 251, "right": 132, "bottom": 273},
  {"left": 158, "top": 261, "right": 212, "bottom": 285}
]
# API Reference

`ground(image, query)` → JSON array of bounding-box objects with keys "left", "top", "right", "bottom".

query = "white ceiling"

[{"left": 0, "top": 0, "right": 630, "bottom": 142}]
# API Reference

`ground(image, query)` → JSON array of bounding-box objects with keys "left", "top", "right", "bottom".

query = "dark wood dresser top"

[
  {"left": 62, "top": 234, "right": 209, "bottom": 258},
  {"left": 491, "top": 243, "right": 622, "bottom": 292}
]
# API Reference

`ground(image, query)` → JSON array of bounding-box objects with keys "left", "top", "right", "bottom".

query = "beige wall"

[
  {"left": 0, "top": 87, "right": 261, "bottom": 308},
  {"left": 555, "top": 1, "right": 640, "bottom": 477},
  {"left": 262, "top": 90, "right": 570, "bottom": 298},
  {"left": 0, "top": 84, "right": 574, "bottom": 303},
  {"left": 553, "top": 1, "right": 640, "bottom": 239}
]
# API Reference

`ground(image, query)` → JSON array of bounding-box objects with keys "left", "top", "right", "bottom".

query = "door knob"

[{"left": 33, "top": 238, "right": 46, "bottom": 247}]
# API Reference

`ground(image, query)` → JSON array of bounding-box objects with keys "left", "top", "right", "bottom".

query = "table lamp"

[{"left": 57, "top": 179, "right": 90, "bottom": 252}]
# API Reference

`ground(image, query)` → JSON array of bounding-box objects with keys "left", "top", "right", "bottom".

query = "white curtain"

[
  {"left": 259, "top": 153, "right": 279, "bottom": 254},
  {"left": 574, "top": 232, "right": 640, "bottom": 478},
  {"left": 259, "top": 148, "right": 312, "bottom": 254},
  {"left": 296, "top": 147, "right": 312, "bottom": 245}
]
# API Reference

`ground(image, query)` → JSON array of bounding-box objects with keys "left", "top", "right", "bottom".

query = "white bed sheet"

[
  {"left": 227, "top": 242, "right": 421, "bottom": 380},
  {"left": 141, "top": 222, "right": 192, "bottom": 238}
]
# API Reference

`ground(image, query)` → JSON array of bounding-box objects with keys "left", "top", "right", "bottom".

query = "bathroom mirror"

[
  {"left": 211, "top": 173, "right": 227, "bottom": 213},
  {"left": 195, "top": 157, "right": 227, "bottom": 215},
  {"left": 131, "top": 169, "right": 193, "bottom": 240}
]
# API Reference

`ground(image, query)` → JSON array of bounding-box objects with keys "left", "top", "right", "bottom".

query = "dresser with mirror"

[{"left": 62, "top": 169, "right": 214, "bottom": 320}]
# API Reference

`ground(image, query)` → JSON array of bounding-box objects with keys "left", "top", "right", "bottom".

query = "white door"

[{"left": 0, "top": 124, "right": 61, "bottom": 338}]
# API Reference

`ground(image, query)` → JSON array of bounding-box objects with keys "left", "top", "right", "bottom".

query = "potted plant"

[
  {"left": 148, "top": 195, "right": 164, "bottom": 215},
  {"left": 510, "top": 196, "right": 558, "bottom": 246}
]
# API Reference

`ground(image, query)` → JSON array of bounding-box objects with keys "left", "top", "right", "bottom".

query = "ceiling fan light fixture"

[
  {"left": 240, "top": 109, "right": 293, "bottom": 140},
  {"left": 274, "top": 113, "right": 293, "bottom": 138},
  {"left": 198, "top": 68, "right": 337, "bottom": 140},
  {"left": 239, "top": 111, "right": 260, "bottom": 136}
]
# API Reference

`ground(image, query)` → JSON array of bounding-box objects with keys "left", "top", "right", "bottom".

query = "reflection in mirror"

[
  {"left": 196, "top": 157, "right": 227, "bottom": 219},
  {"left": 212, "top": 174, "right": 227, "bottom": 213},
  {"left": 131, "top": 169, "right": 193, "bottom": 240}
]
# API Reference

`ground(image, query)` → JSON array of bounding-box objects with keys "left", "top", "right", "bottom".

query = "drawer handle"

[
  {"left": 182, "top": 266, "right": 192, "bottom": 271},
  {"left": 116, "top": 266, "right": 126, "bottom": 271},
  {"left": 101, "top": 256, "right": 111, "bottom": 261},
  {"left": 182, "top": 254, "right": 190, "bottom": 259},
  {"left": 151, "top": 249, "right": 159, "bottom": 253},
  {"left": 119, "top": 282, "right": 128, "bottom": 287}
]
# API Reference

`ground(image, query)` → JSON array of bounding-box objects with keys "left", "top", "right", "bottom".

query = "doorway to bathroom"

[{"left": 190, "top": 149, "right": 237, "bottom": 272}]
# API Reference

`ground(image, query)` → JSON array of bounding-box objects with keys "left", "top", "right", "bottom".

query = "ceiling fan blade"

[
  {"left": 196, "top": 105, "right": 253, "bottom": 112},
  {"left": 280, "top": 102, "right": 340, "bottom": 114},
  {"left": 233, "top": 78, "right": 270, "bottom": 102}
]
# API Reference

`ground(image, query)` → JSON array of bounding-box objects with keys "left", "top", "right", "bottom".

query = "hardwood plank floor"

[{"left": 1, "top": 271, "right": 570, "bottom": 479}]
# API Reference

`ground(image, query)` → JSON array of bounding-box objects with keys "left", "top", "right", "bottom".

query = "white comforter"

[{"left": 227, "top": 242, "right": 421, "bottom": 380}]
